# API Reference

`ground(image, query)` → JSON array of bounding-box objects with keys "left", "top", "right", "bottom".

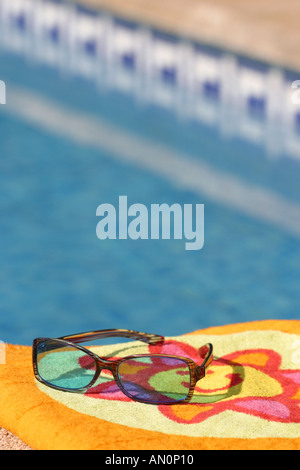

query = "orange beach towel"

[{"left": 0, "top": 320, "right": 300, "bottom": 450}]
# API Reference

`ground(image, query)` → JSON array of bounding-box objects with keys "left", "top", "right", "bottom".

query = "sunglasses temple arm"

[
  {"left": 197, "top": 343, "right": 213, "bottom": 379},
  {"left": 59, "top": 329, "right": 165, "bottom": 346}
]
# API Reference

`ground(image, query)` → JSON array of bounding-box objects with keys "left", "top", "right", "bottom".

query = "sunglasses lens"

[
  {"left": 36, "top": 340, "right": 97, "bottom": 390},
  {"left": 117, "top": 356, "right": 191, "bottom": 404}
]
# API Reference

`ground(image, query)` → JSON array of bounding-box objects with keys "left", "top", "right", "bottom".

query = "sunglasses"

[{"left": 32, "top": 329, "right": 213, "bottom": 405}]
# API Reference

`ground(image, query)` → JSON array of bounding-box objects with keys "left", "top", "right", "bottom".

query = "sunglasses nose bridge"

[{"left": 95, "top": 356, "right": 118, "bottom": 375}]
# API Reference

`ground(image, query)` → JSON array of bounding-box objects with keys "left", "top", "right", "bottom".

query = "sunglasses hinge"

[{"left": 196, "top": 365, "right": 205, "bottom": 381}]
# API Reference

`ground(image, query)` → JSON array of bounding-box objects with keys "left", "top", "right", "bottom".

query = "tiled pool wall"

[{"left": 1, "top": 0, "right": 300, "bottom": 161}]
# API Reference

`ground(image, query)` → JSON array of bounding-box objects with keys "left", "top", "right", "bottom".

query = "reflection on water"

[{"left": 1, "top": 0, "right": 300, "bottom": 161}]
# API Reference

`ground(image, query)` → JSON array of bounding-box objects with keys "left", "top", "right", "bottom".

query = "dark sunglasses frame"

[{"left": 32, "top": 329, "right": 213, "bottom": 404}]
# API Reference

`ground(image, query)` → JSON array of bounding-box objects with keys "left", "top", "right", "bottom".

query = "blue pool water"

[{"left": 1, "top": 42, "right": 300, "bottom": 345}]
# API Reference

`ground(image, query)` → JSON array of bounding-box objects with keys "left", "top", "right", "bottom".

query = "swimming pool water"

[{"left": 1, "top": 48, "right": 300, "bottom": 346}]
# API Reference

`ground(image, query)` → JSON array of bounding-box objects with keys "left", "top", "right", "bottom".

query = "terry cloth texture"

[{"left": 0, "top": 320, "right": 300, "bottom": 450}]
